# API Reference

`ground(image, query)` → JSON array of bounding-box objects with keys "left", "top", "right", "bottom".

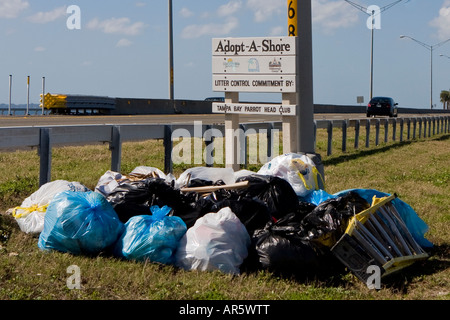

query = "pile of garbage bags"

[{"left": 8, "top": 153, "right": 433, "bottom": 278}]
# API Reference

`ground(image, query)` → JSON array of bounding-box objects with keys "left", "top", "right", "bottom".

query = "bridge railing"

[{"left": 0, "top": 116, "right": 448, "bottom": 186}]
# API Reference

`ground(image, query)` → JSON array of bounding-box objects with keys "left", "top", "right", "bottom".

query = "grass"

[{"left": 0, "top": 126, "right": 449, "bottom": 301}]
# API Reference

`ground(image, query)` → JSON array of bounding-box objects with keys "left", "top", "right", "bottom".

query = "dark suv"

[{"left": 367, "top": 96, "right": 398, "bottom": 117}]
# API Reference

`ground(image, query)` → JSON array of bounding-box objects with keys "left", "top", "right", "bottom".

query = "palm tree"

[{"left": 439, "top": 90, "right": 450, "bottom": 110}]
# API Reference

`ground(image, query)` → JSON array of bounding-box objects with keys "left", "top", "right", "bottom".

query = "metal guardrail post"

[
  {"left": 418, "top": 118, "right": 422, "bottom": 138},
  {"left": 365, "top": 119, "right": 370, "bottom": 148},
  {"left": 428, "top": 117, "right": 434, "bottom": 138},
  {"left": 432, "top": 117, "right": 436, "bottom": 136},
  {"left": 423, "top": 118, "right": 428, "bottom": 138},
  {"left": 110, "top": 125, "right": 122, "bottom": 172},
  {"left": 412, "top": 118, "right": 417, "bottom": 139},
  {"left": 436, "top": 117, "right": 440, "bottom": 134},
  {"left": 392, "top": 119, "right": 397, "bottom": 142},
  {"left": 354, "top": 120, "right": 360, "bottom": 149},
  {"left": 384, "top": 119, "right": 389, "bottom": 143},
  {"left": 240, "top": 124, "right": 247, "bottom": 168},
  {"left": 342, "top": 120, "right": 347, "bottom": 152},
  {"left": 204, "top": 125, "right": 213, "bottom": 167},
  {"left": 327, "top": 121, "right": 333, "bottom": 156},
  {"left": 375, "top": 119, "right": 380, "bottom": 146},
  {"left": 164, "top": 125, "right": 173, "bottom": 174},
  {"left": 399, "top": 118, "right": 404, "bottom": 142},
  {"left": 38, "top": 128, "right": 52, "bottom": 186},
  {"left": 406, "top": 118, "right": 411, "bottom": 140},
  {"left": 267, "top": 122, "right": 274, "bottom": 161}
]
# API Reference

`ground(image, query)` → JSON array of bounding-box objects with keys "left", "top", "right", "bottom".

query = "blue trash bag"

[
  {"left": 113, "top": 205, "right": 187, "bottom": 264},
  {"left": 38, "top": 191, "right": 125, "bottom": 255},
  {"left": 299, "top": 189, "right": 337, "bottom": 206},
  {"left": 333, "top": 188, "right": 433, "bottom": 248}
]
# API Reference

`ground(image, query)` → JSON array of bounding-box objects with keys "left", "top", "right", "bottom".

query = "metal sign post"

[
  {"left": 291, "top": 0, "right": 315, "bottom": 154},
  {"left": 41, "top": 77, "right": 45, "bottom": 116},
  {"left": 27, "top": 76, "right": 30, "bottom": 115},
  {"left": 8, "top": 75, "right": 12, "bottom": 116}
]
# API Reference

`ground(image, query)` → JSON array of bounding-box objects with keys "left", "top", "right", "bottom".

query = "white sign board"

[
  {"left": 212, "top": 37, "right": 297, "bottom": 56},
  {"left": 213, "top": 75, "right": 296, "bottom": 92},
  {"left": 212, "top": 56, "right": 296, "bottom": 75},
  {"left": 212, "top": 102, "right": 296, "bottom": 116},
  {"left": 212, "top": 36, "right": 297, "bottom": 93}
]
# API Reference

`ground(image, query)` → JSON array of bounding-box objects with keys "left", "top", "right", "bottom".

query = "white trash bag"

[
  {"left": 95, "top": 166, "right": 175, "bottom": 197},
  {"left": 175, "top": 167, "right": 235, "bottom": 189},
  {"left": 257, "top": 153, "right": 324, "bottom": 197},
  {"left": 9, "top": 180, "right": 89, "bottom": 234},
  {"left": 95, "top": 170, "right": 124, "bottom": 197},
  {"left": 175, "top": 207, "right": 251, "bottom": 275},
  {"left": 130, "top": 166, "right": 175, "bottom": 184}
]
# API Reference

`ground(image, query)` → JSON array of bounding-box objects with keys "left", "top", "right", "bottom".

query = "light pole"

[
  {"left": 400, "top": 35, "right": 450, "bottom": 109},
  {"left": 345, "top": 0, "right": 405, "bottom": 101},
  {"left": 168, "top": 0, "right": 174, "bottom": 101}
]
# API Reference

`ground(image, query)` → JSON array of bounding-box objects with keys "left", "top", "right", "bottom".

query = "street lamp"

[
  {"left": 168, "top": 0, "right": 174, "bottom": 101},
  {"left": 400, "top": 35, "right": 450, "bottom": 109},
  {"left": 345, "top": 0, "right": 406, "bottom": 101}
]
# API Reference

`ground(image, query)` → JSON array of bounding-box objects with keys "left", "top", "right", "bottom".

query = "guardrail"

[
  {"left": 0, "top": 116, "right": 449, "bottom": 186},
  {"left": 0, "top": 108, "right": 50, "bottom": 116}
]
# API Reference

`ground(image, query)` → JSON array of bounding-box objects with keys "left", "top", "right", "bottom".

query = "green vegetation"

[{"left": 0, "top": 127, "right": 449, "bottom": 300}]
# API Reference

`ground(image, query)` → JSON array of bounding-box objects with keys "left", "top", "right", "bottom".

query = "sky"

[{"left": 1, "top": 0, "right": 450, "bottom": 109}]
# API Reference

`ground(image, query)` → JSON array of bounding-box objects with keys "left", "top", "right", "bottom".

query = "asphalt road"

[{"left": 0, "top": 112, "right": 446, "bottom": 128}]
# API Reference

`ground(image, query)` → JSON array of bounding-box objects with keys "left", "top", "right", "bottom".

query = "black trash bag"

[
  {"left": 106, "top": 178, "right": 205, "bottom": 226},
  {"left": 209, "top": 197, "right": 273, "bottom": 236},
  {"left": 295, "top": 200, "right": 318, "bottom": 222},
  {"left": 106, "top": 179, "right": 156, "bottom": 222},
  {"left": 248, "top": 211, "right": 320, "bottom": 277},
  {"left": 235, "top": 174, "right": 300, "bottom": 220},
  {"left": 299, "top": 191, "right": 370, "bottom": 249},
  {"left": 185, "top": 178, "right": 226, "bottom": 188}
]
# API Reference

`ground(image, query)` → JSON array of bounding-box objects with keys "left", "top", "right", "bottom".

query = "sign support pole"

[
  {"left": 282, "top": 92, "right": 297, "bottom": 153},
  {"left": 295, "top": 0, "right": 315, "bottom": 154},
  {"left": 225, "top": 92, "right": 241, "bottom": 171},
  {"left": 287, "top": 0, "right": 325, "bottom": 186}
]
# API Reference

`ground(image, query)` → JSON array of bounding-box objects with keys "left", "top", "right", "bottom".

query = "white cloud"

[
  {"left": 180, "top": 7, "right": 194, "bottom": 18},
  {"left": 34, "top": 46, "right": 45, "bottom": 52},
  {"left": 135, "top": 2, "right": 146, "bottom": 7},
  {"left": 313, "top": 0, "right": 359, "bottom": 34},
  {"left": 245, "top": 0, "right": 358, "bottom": 32},
  {"left": 430, "top": 0, "right": 450, "bottom": 40},
  {"left": 27, "top": 6, "right": 66, "bottom": 24},
  {"left": 181, "top": 17, "right": 238, "bottom": 39},
  {"left": 116, "top": 38, "right": 133, "bottom": 47},
  {"left": 218, "top": 1, "right": 242, "bottom": 17},
  {"left": 0, "top": 0, "right": 29, "bottom": 18},
  {"left": 87, "top": 17, "right": 145, "bottom": 36},
  {"left": 246, "top": 0, "right": 284, "bottom": 23},
  {"left": 269, "top": 26, "right": 284, "bottom": 36}
]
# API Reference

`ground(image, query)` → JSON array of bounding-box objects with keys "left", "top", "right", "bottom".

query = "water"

[{"left": 0, "top": 103, "right": 46, "bottom": 116}]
